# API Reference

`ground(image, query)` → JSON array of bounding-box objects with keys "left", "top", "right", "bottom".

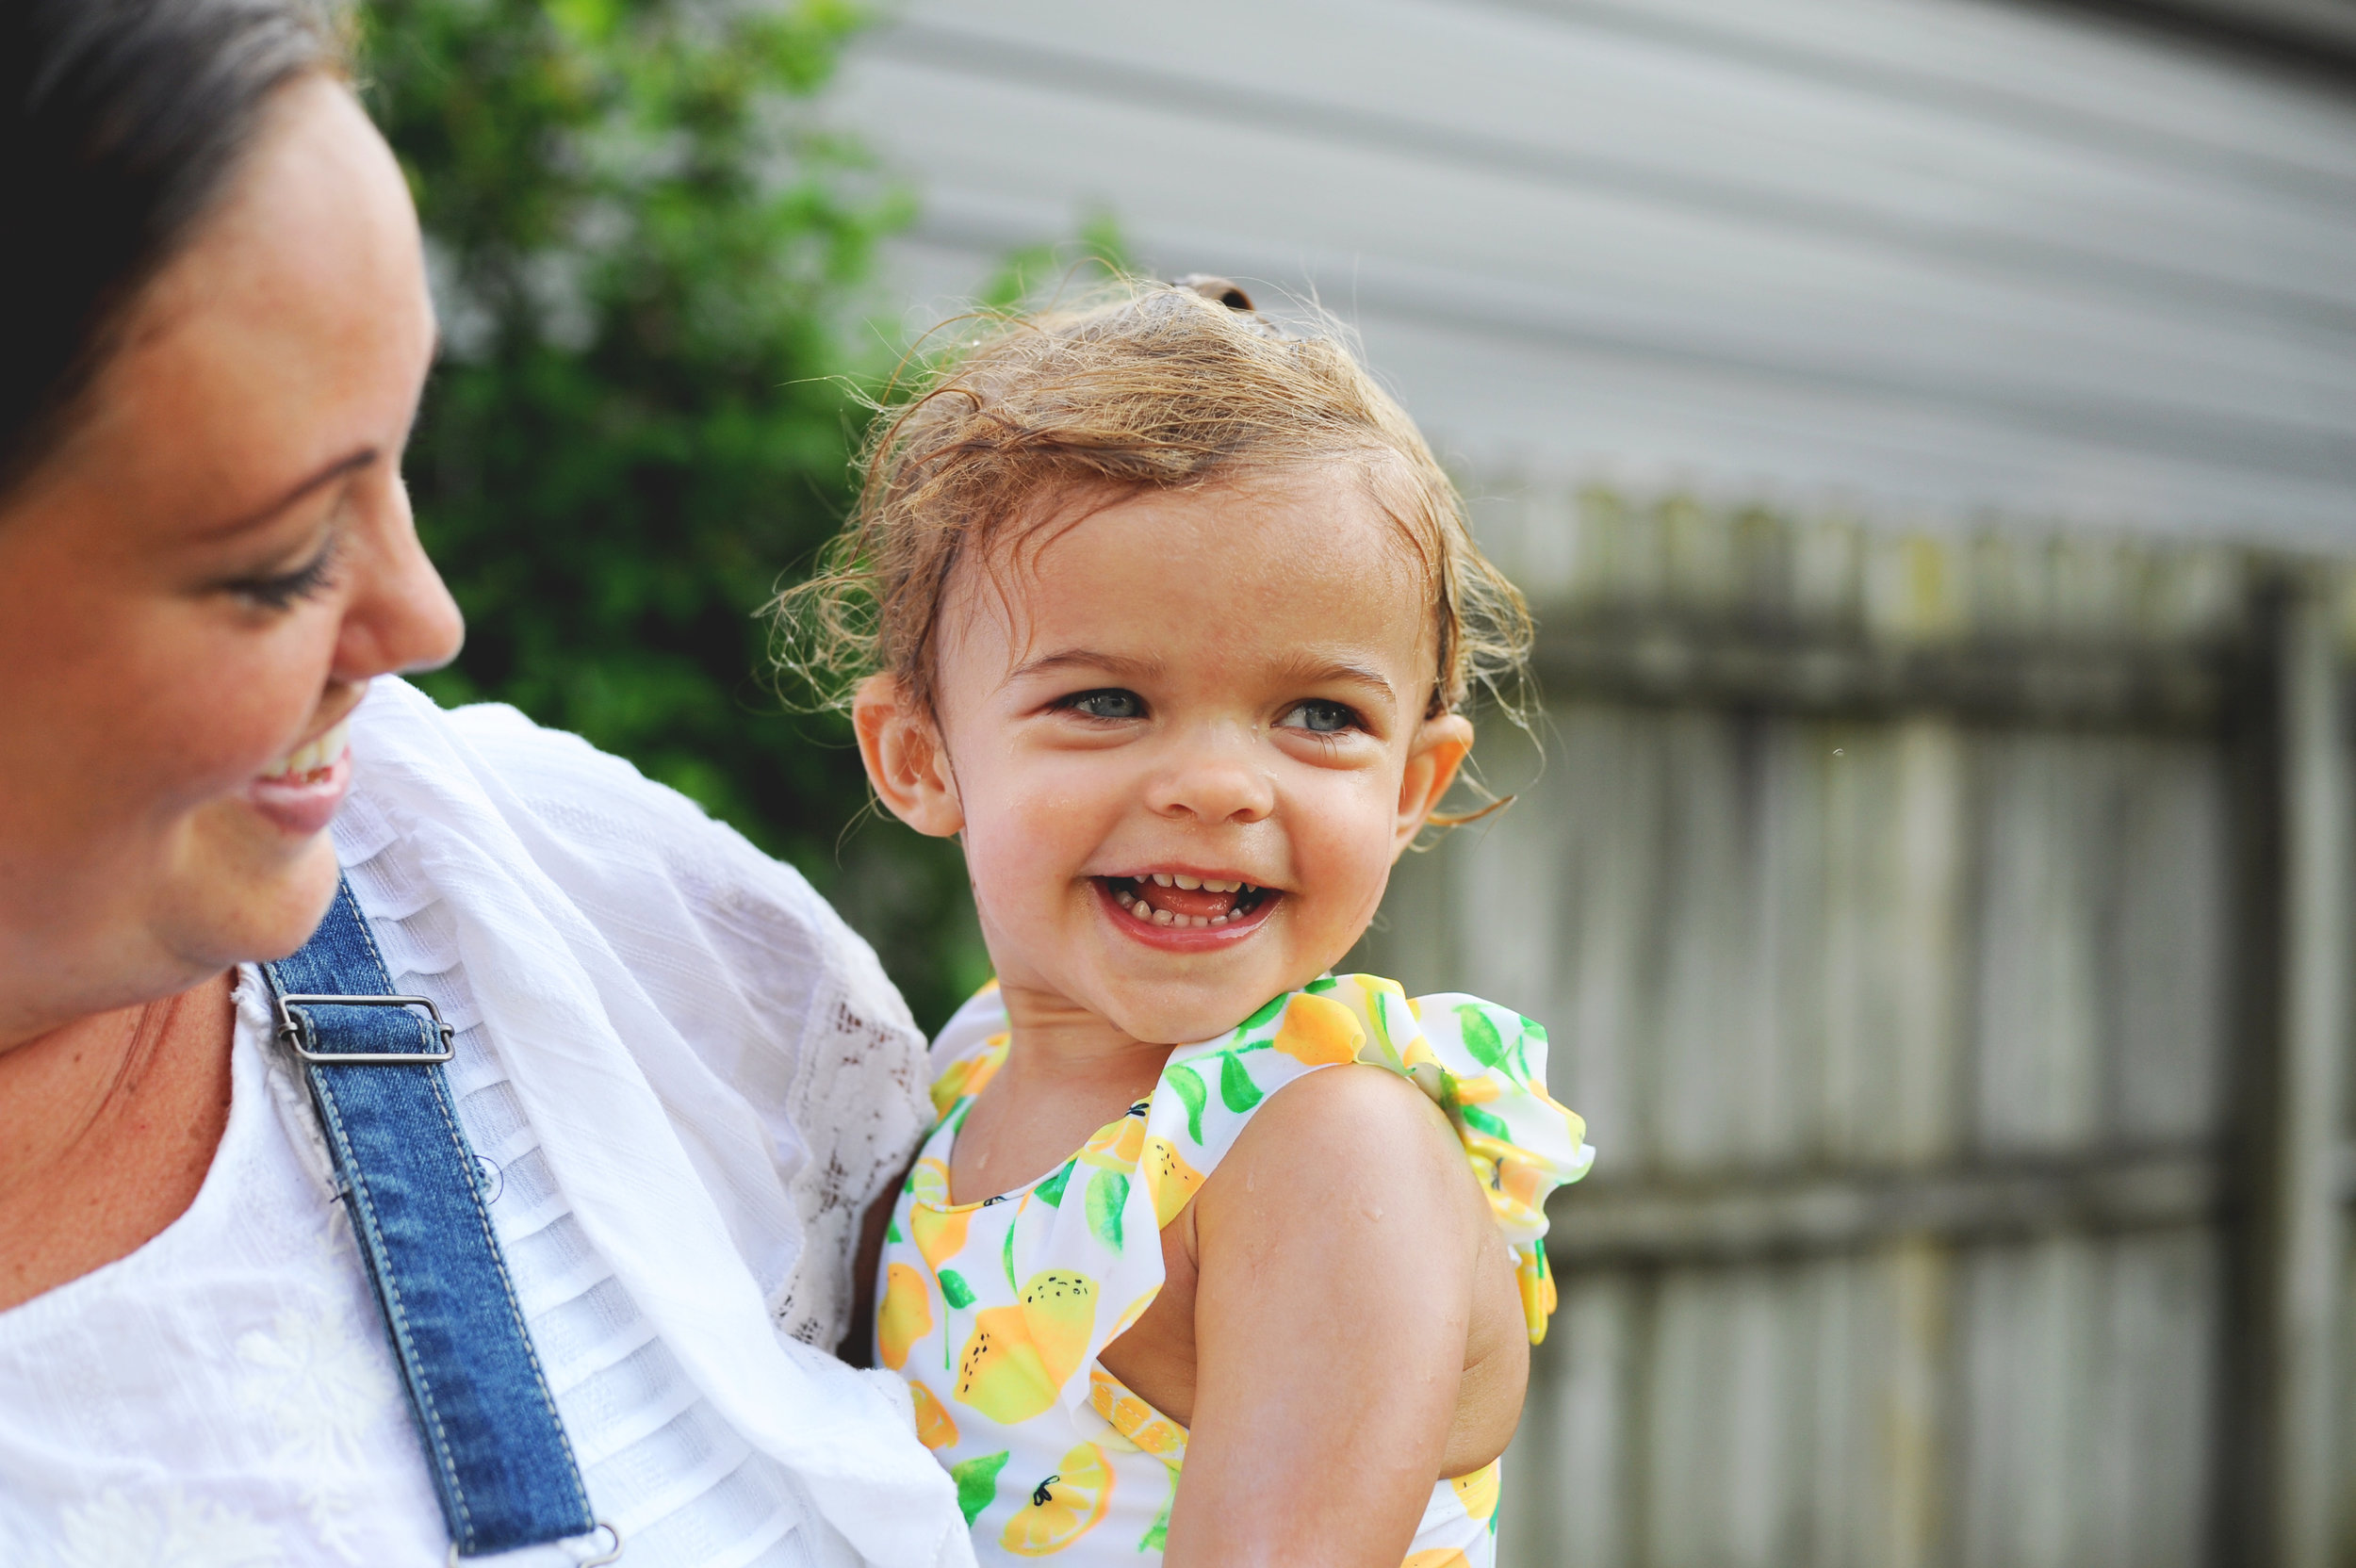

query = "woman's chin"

[{"left": 168, "top": 806, "right": 348, "bottom": 965}]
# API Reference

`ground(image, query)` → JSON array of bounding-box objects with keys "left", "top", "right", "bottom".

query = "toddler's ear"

[
  {"left": 1393, "top": 711, "right": 1474, "bottom": 858},
  {"left": 853, "top": 674, "right": 964, "bottom": 837}
]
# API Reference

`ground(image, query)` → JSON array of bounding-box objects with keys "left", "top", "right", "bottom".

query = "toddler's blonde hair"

[{"left": 775, "top": 276, "right": 1532, "bottom": 729}]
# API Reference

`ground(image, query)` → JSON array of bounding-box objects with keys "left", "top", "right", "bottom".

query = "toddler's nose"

[{"left": 1147, "top": 731, "right": 1274, "bottom": 825}]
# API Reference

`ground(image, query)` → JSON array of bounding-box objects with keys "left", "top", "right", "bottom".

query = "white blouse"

[{"left": 0, "top": 679, "right": 973, "bottom": 1568}]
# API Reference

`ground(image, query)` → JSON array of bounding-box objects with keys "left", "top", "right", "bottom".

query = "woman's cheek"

[{"left": 136, "top": 615, "right": 332, "bottom": 813}]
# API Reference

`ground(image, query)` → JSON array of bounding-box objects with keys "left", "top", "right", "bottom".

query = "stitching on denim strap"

[{"left": 309, "top": 1066, "right": 477, "bottom": 1543}]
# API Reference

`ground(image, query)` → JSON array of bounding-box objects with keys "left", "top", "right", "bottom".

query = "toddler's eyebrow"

[
  {"left": 1006, "top": 648, "right": 1166, "bottom": 683},
  {"left": 1276, "top": 657, "right": 1399, "bottom": 704}
]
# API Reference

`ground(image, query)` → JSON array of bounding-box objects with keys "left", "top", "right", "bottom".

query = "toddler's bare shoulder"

[{"left": 1208, "top": 1062, "right": 1470, "bottom": 1211}]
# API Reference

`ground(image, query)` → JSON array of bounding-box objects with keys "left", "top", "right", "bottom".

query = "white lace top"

[{"left": 0, "top": 678, "right": 974, "bottom": 1568}]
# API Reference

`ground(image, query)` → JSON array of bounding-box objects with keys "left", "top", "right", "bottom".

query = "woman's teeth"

[{"left": 259, "top": 718, "right": 352, "bottom": 781}]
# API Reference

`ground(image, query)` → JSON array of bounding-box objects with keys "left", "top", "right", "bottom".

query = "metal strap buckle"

[{"left": 274, "top": 991, "right": 457, "bottom": 1065}]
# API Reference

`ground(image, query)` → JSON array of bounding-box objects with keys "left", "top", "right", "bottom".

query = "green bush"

[{"left": 359, "top": 0, "right": 987, "bottom": 1028}]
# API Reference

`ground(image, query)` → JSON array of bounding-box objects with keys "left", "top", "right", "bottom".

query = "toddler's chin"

[{"left": 1099, "top": 971, "right": 1325, "bottom": 1049}]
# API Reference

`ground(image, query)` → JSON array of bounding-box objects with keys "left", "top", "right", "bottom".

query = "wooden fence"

[{"left": 1350, "top": 491, "right": 2356, "bottom": 1568}]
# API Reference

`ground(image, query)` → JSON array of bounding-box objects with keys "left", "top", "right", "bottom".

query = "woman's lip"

[
  {"left": 1093, "top": 877, "right": 1279, "bottom": 950},
  {"left": 244, "top": 747, "right": 353, "bottom": 836}
]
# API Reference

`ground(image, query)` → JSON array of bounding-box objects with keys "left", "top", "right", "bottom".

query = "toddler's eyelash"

[{"left": 227, "top": 534, "right": 343, "bottom": 612}]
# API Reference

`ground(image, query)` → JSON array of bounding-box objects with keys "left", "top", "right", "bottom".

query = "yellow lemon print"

[
  {"left": 1141, "top": 1137, "right": 1206, "bottom": 1228},
  {"left": 1402, "top": 1552, "right": 1471, "bottom": 1568},
  {"left": 999, "top": 1441, "right": 1114, "bottom": 1557},
  {"left": 952, "top": 1271, "right": 1098, "bottom": 1424},
  {"left": 955, "top": 1305, "right": 1059, "bottom": 1425},
  {"left": 1079, "top": 1110, "right": 1146, "bottom": 1168},
  {"left": 928, "top": 1037, "right": 1008, "bottom": 1119},
  {"left": 908, "top": 1155, "right": 952, "bottom": 1208},
  {"left": 1271, "top": 992, "right": 1364, "bottom": 1066},
  {"left": 1089, "top": 1367, "right": 1189, "bottom": 1465},
  {"left": 1021, "top": 1270, "right": 1098, "bottom": 1389},
  {"left": 877, "top": 1263, "right": 931, "bottom": 1371},
  {"left": 1449, "top": 1460, "right": 1500, "bottom": 1526},
  {"left": 908, "top": 1379, "right": 958, "bottom": 1449},
  {"left": 910, "top": 1204, "right": 972, "bottom": 1269}
]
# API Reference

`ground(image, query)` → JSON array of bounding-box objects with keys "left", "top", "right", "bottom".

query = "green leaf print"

[
  {"left": 1087, "top": 1169, "right": 1129, "bottom": 1250},
  {"left": 1002, "top": 1218, "right": 1019, "bottom": 1290},
  {"left": 1168, "top": 1063, "right": 1208, "bottom": 1144},
  {"left": 1304, "top": 974, "right": 1338, "bottom": 994},
  {"left": 885, "top": 1215, "right": 904, "bottom": 1245},
  {"left": 1457, "top": 1004, "right": 1507, "bottom": 1070},
  {"left": 1036, "top": 1159, "right": 1074, "bottom": 1207},
  {"left": 1140, "top": 1464, "right": 1178, "bottom": 1551},
  {"left": 1240, "top": 992, "right": 1289, "bottom": 1033},
  {"left": 1461, "top": 1103, "right": 1512, "bottom": 1142},
  {"left": 950, "top": 1450, "right": 1010, "bottom": 1527},
  {"left": 939, "top": 1269, "right": 976, "bottom": 1310},
  {"left": 1219, "top": 1052, "right": 1263, "bottom": 1114},
  {"left": 1516, "top": 1017, "right": 1545, "bottom": 1082}
]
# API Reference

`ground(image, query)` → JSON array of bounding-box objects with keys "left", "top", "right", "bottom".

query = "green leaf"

[
  {"left": 1239, "top": 992, "right": 1288, "bottom": 1034},
  {"left": 1035, "top": 1159, "right": 1074, "bottom": 1207},
  {"left": 884, "top": 1215, "right": 903, "bottom": 1245},
  {"left": 950, "top": 1450, "right": 1010, "bottom": 1526},
  {"left": 1305, "top": 975, "right": 1339, "bottom": 994},
  {"left": 1086, "top": 1170, "right": 1129, "bottom": 1250},
  {"left": 1219, "top": 1052, "right": 1263, "bottom": 1114},
  {"left": 1457, "top": 1005, "right": 1507, "bottom": 1070},
  {"left": 1461, "top": 1104, "right": 1512, "bottom": 1142},
  {"left": 938, "top": 1269, "right": 975, "bottom": 1310},
  {"left": 1002, "top": 1217, "right": 1019, "bottom": 1290},
  {"left": 1168, "top": 1064, "right": 1208, "bottom": 1145}
]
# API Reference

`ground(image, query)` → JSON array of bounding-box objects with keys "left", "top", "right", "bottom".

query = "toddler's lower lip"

[{"left": 1093, "top": 877, "right": 1279, "bottom": 948}]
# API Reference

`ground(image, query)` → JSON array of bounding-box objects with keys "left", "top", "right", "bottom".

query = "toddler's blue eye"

[
  {"left": 1067, "top": 690, "right": 1142, "bottom": 719},
  {"left": 1283, "top": 699, "right": 1357, "bottom": 734}
]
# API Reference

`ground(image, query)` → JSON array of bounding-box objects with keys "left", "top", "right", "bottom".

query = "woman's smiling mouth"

[
  {"left": 243, "top": 714, "right": 355, "bottom": 836},
  {"left": 1097, "top": 872, "right": 1279, "bottom": 934}
]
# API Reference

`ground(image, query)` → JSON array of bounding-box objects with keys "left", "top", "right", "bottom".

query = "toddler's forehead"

[{"left": 933, "top": 472, "right": 1438, "bottom": 686}]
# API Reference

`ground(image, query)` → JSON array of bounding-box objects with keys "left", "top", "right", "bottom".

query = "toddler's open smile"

[{"left": 1096, "top": 870, "right": 1281, "bottom": 950}]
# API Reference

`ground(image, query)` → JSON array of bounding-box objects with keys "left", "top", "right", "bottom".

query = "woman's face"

[{"left": 0, "top": 76, "right": 462, "bottom": 1042}]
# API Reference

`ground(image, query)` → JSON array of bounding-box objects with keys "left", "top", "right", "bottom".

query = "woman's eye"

[
  {"left": 222, "top": 534, "right": 343, "bottom": 612},
  {"left": 1280, "top": 699, "right": 1360, "bottom": 735},
  {"left": 1063, "top": 689, "right": 1143, "bottom": 720}
]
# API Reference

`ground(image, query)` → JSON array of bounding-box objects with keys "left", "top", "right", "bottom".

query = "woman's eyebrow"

[{"left": 190, "top": 446, "right": 378, "bottom": 541}]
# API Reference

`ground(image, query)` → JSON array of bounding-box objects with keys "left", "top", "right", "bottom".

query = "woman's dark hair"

[{"left": 0, "top": 0, "right": 340, "bottom": 497}]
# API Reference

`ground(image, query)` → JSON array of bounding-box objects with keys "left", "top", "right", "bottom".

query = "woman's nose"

[
  {"left": 334, "top": 474, "right": 465, "bottom": 681},
  {"left": 1146, "top": 727, "right": 1276, "bottom": 825}
]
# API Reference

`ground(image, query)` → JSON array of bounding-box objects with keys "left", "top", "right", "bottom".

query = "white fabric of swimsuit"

[{"left": 0, "top": 678, "right": 973, "bottom": 1568}]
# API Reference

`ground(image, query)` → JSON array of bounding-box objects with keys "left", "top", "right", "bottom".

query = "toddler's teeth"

[
  {"left": 1152, "top": 907, "right": 1174, "bottom": 926},
  {"left": 1151, "top": 874, "right": 1174, "bottom": 888},
  {"left": 1208, "top": 914, "right": 1229, "bottom": 926},
  {"left": 1203, "top": 879, "right": 1239, "bottom": 893},
  {"left": 1172, "top": 874, "right": 1201, "bottom": 890}
]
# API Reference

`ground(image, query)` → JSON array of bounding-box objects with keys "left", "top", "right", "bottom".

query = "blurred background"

[{"left": 359, "top": 1, "right": 2356, "bottom": 1564}]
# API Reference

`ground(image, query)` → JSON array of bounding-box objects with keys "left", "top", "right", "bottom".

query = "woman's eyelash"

[{"left": 227, "top": 534, "right": 343, "bottom": 611}]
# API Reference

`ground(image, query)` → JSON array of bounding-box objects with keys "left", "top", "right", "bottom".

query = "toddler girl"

[{"left": 787, "top": 278, "right": 1592, "bottom": 1567}]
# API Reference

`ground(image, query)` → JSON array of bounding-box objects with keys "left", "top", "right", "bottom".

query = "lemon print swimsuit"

[{"left": 875, "top": 974, "right": 1595, "bottom": 1565}]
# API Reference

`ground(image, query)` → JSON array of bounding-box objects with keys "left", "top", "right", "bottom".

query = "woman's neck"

[{"left": 0, "top": 971, "right": 236, "bottom": 1311}]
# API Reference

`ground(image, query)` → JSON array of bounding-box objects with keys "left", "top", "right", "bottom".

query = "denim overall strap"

[{"left": 263, "top": 878, "right": 614, "bottom": 1562}]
